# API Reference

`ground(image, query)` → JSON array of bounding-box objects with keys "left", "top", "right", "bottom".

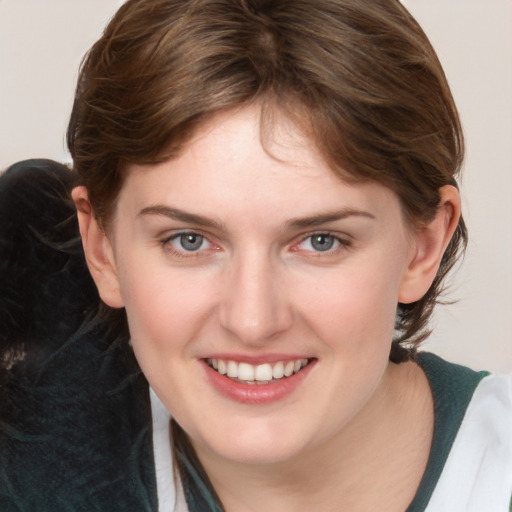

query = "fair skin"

[{"left": 73, "top": 104, "right": 460, "bottom": 511}]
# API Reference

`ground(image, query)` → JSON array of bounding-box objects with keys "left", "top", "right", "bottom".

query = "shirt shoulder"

[{"left": 423, "top": 357, "right": 512, "bottom": 512}]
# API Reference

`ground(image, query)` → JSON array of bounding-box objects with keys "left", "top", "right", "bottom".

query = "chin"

[{"left": 192, "top": 419, "right": 313, "bottom": 466}]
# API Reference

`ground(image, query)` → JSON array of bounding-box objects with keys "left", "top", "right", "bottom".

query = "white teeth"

[
  {"left": 227, "top": 360, "right": 238, "bottom": 378},
  {"left": 217, "top": 360, "right": 227, "bottom": 375},
  {"left": 272, "top": 361, "right": 284, "bottom": 379},
  {"left": 238, "top": 362, "right": 255, "bottom": 381},
  {"left": 255, "top": 363, "right": 273, "bottom": 381},
  {"left": 284, "top": 361, "right": 295, "bottom": 377},
  {"left": 208, "top": 358, "right": 310, "bottom": 383}
]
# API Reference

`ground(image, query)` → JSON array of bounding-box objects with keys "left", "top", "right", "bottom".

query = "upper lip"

[{"left": 200, "top": 353, "right": 314, "bottom": 365}]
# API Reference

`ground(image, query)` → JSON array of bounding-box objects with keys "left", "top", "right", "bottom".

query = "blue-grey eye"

[
  {"left": 179, "top": 233, "right": 204, "bottom": 251},
  {"left": 310, "top": 234, "right": 335, "bottom": 252}
]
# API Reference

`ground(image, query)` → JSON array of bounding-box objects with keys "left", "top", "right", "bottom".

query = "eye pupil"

[
  {"left": 311, "top": 234, "right": 334, "bottom": 252},
  {"left": 180, "top": 234, "right": 203, "bottom": 251}
]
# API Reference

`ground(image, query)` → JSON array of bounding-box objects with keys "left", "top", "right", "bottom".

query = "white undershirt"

[
  {"left": 425, "top": 373, "right": 512, "bottom": 511},
  {"left": 150, "top": 389, "right": 188, "bottom": 512}
]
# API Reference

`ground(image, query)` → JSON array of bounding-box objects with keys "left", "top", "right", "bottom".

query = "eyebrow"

[
  {"left": 286, "top": 209, "right": 376, "bottom": 229},
  {"left": 138, "top": 205, "right": 226, "bottom": 230},
  {"left": 139, "top": 205, "right": 375, "bottom": 231}
]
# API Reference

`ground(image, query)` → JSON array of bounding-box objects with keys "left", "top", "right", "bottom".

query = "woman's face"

[{"left": 104, "top": 105, "right": 419, "bottom": 465}]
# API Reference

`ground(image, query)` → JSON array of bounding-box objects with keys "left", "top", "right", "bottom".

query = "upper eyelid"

[
  {"left": 295, "top": 230, "right": 352, "bottom": 244},
  {"left": 158, "top": 229, "right": 351, "bottom": 248},
  {"left": 289, "top": 232, "right": 353, "bottom": 255},
  {"left": 160, "top": 231, "right": 215, "bottom": 258},
  {"left": 160, "top": 228, "right": 209, "bottom": 241}
]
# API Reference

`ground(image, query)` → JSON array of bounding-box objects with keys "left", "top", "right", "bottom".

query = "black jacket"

[{"left": 0, "top": 160, "right": 157, "bottom": 512}]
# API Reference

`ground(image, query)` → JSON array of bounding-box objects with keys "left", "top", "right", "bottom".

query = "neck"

[{"left": 191, "top": 360, "right": 434, "bottom": 512}]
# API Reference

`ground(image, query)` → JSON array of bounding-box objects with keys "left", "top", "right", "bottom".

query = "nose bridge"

[{"left": 219, "top": 246, "right": 291, "bottom": 344}]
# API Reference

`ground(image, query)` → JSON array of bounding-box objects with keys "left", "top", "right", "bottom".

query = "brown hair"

[{"left": 68, "top": 0, "right": 466, "bottom": 360}]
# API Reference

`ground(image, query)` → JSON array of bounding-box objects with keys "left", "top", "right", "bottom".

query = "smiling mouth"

[{"left": 205, "top": 358, "right": 312, "bottom": 385}]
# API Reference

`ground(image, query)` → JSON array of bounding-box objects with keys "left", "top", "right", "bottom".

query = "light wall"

[
  {"left": 1, "top": 0, "right": 511, "bottom": 372},
  {"left": 402, "top": 0, "right": 512, "bottom": 372}
]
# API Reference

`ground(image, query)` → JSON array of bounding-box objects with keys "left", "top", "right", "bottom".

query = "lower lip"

[{"left": 201, "top": 359, "right": 316, "bottom": 405}]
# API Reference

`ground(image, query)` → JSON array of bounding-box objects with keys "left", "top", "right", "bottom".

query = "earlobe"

[
  {"left": 398, "top": 185, "right": 461, "bottom": 304},
  {"left": 72, "top": 186, "right": 124, "bottom": 308}
]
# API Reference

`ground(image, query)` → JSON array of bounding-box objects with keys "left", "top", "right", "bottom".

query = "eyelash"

[
  {"left": 160, "top": 231, "right": 215, "bottom": 259},
  {"left": 293, "top": 232, "right": 352, "bottom": 255},
  {"left": 159, "top": 230, "right": 351, "bottom": 259}
]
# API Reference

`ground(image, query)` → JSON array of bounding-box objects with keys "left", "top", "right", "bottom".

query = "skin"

[{"left": 73, "top": 104, "right": 460, "bottom": 511}]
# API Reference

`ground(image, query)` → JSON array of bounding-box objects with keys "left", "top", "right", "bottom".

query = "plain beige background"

[{"left": 1, "top": 0, "right": 511, "bottom": 372}]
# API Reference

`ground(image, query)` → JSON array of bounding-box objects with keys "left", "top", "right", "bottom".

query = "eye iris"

[
  {"left": 180, "top": 234, "right": 203, "bottom": 251},
  {"left": 311, "top": 234, "right": 334, "bottom": 252}
]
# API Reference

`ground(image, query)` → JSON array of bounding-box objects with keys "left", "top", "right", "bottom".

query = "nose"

[{"left": 219, "top": 250, "right": 293, "bottom": 345}]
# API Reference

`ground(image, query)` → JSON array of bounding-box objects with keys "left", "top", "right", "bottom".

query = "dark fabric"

[
  {"left": 406, "top": 352, "right": 489, "bottom": 511},
  {"left": 176, "top": 445, "right": 224, "bottom": 512},
  {"left": 0, "top": 160, "right": 158, "bottom": 512}
]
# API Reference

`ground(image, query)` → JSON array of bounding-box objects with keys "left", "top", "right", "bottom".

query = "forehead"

[
  {"left": 117, "top": 104, "right": 404, "bottom": 228},
  {"left": 184, "top": 103, "right": 324, "bottom": 173}
]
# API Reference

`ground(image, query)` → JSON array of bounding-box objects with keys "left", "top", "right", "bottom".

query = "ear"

[
  {"left": 72, "top": 186, "right": 124, "bottom": 308},
  {"left": 399, "top": 185, "right": 461, "bottom": 304}
]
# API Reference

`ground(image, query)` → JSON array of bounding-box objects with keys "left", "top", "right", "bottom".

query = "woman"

[{"left": 2, "top": 0, "right": 511, "bottom": 510}]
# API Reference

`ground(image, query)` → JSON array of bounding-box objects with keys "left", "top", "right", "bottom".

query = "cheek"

[
  {"left": 114, "top": 256, "right": 225, "bottom": 400},
  {"left": 298, "top": 263, "right": 402, "bottom": 350},
  {"left": 117, "top": 265, "right": 211, "bottom": 409},
  {"left": 121, "top": 269, "right": 209, "bottom": 346}
]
